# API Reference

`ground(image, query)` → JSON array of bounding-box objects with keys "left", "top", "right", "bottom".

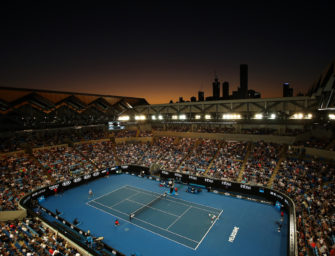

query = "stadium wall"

[
  {"left": 115, "top": 137, "right": 152, "bottom": 144},
  {"left": 0, "top": 210, "right": 26, "bottom": 221},
  {"left": 152, "top": 131, "right": 296, "bottom": 144},
  {"left": 293, "top": 146, "right": 335, "bottom": 160}
]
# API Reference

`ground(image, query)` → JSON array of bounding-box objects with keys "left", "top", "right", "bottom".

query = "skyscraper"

[
  {"left": 240, "top": 64, "right": 248, "bottom": 99},
  {"left": 212, "top": 77, "right": 220, "bottom": 100},
  {"left": 198, "top": 91, "right": 204, "bottom": 101},
  {"left": 222, "top": 81, "right": 229, "bottom": 99},
  {"left": 283, "top": 82, "right": 293, "bottom": 97}
]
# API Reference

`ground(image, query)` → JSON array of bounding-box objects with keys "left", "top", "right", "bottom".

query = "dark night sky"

[{"left": 1, "top": 1, "right": 334, "bottom": 104}]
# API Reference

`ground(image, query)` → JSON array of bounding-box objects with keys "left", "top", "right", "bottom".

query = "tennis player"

[
  {"left": 208, "top": 213, "right": 217, "bottom": 223},
  {"left": 88, "top": 188, "right": 93, "bottom": 199},
  {"left": 168, "top": 180, "right": 174, "bottom": 194}
]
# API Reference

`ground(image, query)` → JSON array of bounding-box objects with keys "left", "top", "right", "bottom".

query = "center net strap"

[{"left": 129, "top": 194, "right": 164, "bottom": 221}]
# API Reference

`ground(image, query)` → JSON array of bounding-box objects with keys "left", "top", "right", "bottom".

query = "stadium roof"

[
  {"left": 0, "top": 87, "right": 149, "bottom": 113},
  {"left": 307, "top": 59, "right": 335, "bottom": 109}
]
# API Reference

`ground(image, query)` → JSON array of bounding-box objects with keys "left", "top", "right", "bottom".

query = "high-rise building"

[
  {"left": 283, "top": 82, "right": 293, "bottom": 97},
  {"left": 222, "top": 81, "right": 229, "bottom": 99},
  {"left": 240, "top": 64, "right": 248, "bottom": 99},
  {"left": 190, "top": 96, "right": 196, "bottom": 102},
  {"left": 198, "top": 91, "right": 204, "bottom": 101},
  {"left": 213, "top": 78, "right": 220, "bottom": 100}
]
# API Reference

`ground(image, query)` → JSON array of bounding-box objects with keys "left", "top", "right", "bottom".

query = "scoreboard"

[{"left": 108, "top": 121, "right": 125, "bottom": 131}]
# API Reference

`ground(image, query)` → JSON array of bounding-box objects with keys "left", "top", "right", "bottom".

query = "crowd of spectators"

[
  {"left": 138, "top": 131, "right": 153, "bottom": 137},
  {"left": 0, "top": 135, "right": 27, "bottom": 153},
  {"left": 153, "top": 125, "right": 190, "bottom": 132},
  {"left": 285, "top": 128, "right": 305, "bottom": 136},
  {"left": 294, "top": 137, "right": 333, "bottom": 151},
  {"left": 74, "top": 141, "right": 117, "bottom": 169},
  {"left": 135, "top": 137, "right": 172, "bottom": 167},
  {"left": 116, "top": 142, "right": 150, "bottom": 165},
  {"left": 273, "top": 157, "right": 335, "bottom": 256},
  {"left": 33, "top": 146, "right": 93, "bottom": 181},
  {"left": 179, "top": 139, "right": 221, "bottom": 175},
  {"left": 0, "top": 153, "right": 50, "bottom": 211},
  {"left": 241, "top": 128, "right": 278, "bottom": 135},
  {"left": 208, "top": 141, "right": 247, "bottom": 181},
  {"left": 0, "top": 217, "right": 81, "bottom": 255},
  {"left": 0, "top": 126, "right": 108, "bottom": 153},
  {"left": 113, "top": 130, "right": 137, "bottom": 138},
  {"left": 156, "top": 137, "right": 195, "bottom": 170},
  {"left": 241, "top": 142, "right": 281, "bottom": 186}
]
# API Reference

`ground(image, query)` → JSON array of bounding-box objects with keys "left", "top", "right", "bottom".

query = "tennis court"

[{"left": 86, "top": 185, "right": 223, "bottom": 249}]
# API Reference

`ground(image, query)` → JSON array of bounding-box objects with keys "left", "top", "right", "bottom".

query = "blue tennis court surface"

[
  {"left": 40, "top": 174, "right": 288, "bottom": 256},
  {"left": 87, "top": 185, "right": 222, "bottom": 249}
]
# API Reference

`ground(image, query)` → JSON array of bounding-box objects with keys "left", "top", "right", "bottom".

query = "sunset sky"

[{"left": 1, "top": 2, "right": 334, "bottom": 104}]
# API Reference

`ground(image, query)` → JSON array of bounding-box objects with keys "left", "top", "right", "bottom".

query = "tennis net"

[{"left": 129, "top": 194, "right": 165, "bottom": 221}]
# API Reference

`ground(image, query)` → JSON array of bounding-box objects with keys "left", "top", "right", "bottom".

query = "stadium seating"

[{"left": 0, "top": 128, "right": 334, "bottom": 255}]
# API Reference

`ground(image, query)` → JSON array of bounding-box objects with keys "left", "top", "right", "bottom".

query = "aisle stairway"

[
  {"left": 237, "top": 142, "right": 252, "bottom": 182},
  {"left": 176, "top": 139, "right": 201, "bottom": 171},
  {"left": 74, "top": 145, "right": 99, "bottom": 169},
  {"left": 267, "top": 145, "right": 287, "bottom": 188},
  {"left": 30, "top": 153, "right": 55, "bottom": 182},
  {"left": 204, "top": 140, "right": 224, "bottom": 175}
]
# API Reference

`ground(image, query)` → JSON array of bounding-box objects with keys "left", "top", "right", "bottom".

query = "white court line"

[
  {"left": 126, "top": 198, "right": 179, "bottom": 217},
  {"left": 90, "top": 200, "right": 199, "bottom": 244},
  {"left": 86, "top": 201, "right": 198, "bottom": 250},
  {"left": 87, "top": 185, "right": 128, "bottom": 203},
  {"left": 194, "top": 209, "right": 223, "bottom": 250},
  {"left": 108, "top": 192, "right": 140, "bottom": 209},
  {"left": 125, "top": 185, "right": 222, "bottom": 213},
  {"left": 124, "top": 185, "right": 222, "bottom": 212},
  {"left": 167, "top": 205, "right": 192, "bottom": 230}
]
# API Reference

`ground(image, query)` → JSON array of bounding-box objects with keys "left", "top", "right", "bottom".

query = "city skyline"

[{"left": 1, "top": 2, "right": 334, "bottom": 104}]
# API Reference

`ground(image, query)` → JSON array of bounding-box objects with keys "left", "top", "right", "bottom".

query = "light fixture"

[
  {"left": 118, "top": 115, "right": 130, "bottom": 121},
  {"left": 179, "top": 114, "right": 186, "bottom": 120},
  {"left": 254, "top": 113, "right": 263, "bottom": 119}
]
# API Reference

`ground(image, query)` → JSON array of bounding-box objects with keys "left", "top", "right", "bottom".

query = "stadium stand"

[{"left": 1, "top": 128, "right": 335, "bottom": 255}]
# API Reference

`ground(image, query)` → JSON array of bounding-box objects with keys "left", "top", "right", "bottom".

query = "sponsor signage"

[
  {"left": 32, "top": 189, "right": 46, "bottom": 198},
  {"left": 240, "top": 184, "right": 251, "bottom": 190},
  {"left": 22, "top": 195, "right": 31, "bottom": 205},
  {"left": 270, "top": 191, "right": 284, "bottom": 201},
  {"left": 204, "top": 178, "right": 214, "bottom": 183},
  {"left": 221, "top": 181, "right": 232, "bottom": 187},
  {"left": 62, "top": 180, "right": 71, "bottom": 187},
  {"left": 73, "top": 177, "right": 82, "bottom": 183},
  {"left": 84, "top": 174, "right": 91, "bottom": 180},
  {"left": 49, "top": 184, "right": 60, "bottom": 191},
  {"left": 189, "top": 175, "right": 197, "bottom": 181},
  {"left": 228, "top": 226, "right": 239, "bottom": 243}
]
